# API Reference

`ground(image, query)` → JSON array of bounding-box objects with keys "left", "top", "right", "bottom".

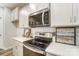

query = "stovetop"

[{"left": 23, "top": 36, "right": 52, "bottom": 51}]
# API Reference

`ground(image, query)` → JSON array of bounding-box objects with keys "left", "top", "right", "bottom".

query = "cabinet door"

[
  {"left": 13, "top": 45, "right": 23, "bottom": 56},
  {"left": 13, "top": 45, "right": 17, "bottom": 56},
  {"left": 51, "top": 3, "right": 73, "bottom": 27},
  {"left": 16, "top": 45, "right": 23, "bottom": 56},
  {"left": 73, "top": 3, "right": 79, "bottom": 25},
  {"left": 13, "top": 40, "right": 23, "bottom": 56},
  {"left": 11, "top": 7, "right": 19, "bottom": 22},
  {"left": 19, "top": 10, "right": 29, "bottom": 28}
]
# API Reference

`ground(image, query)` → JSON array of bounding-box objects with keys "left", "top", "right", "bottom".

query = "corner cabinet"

[
  {"left": 51, "top": 3, "right": 73, "bottom": 27},
  {"left": 11, "top": 7, "right": 19, "bottom": 22}
]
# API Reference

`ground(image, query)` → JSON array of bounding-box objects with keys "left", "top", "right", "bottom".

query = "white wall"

[
  {"left": 3, "top": 7, "right": 17, "bottom": 49},
  {"left": 0, "top": 7, "right": 4, "bottom": 49}
]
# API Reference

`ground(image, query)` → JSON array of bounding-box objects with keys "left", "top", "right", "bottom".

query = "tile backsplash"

[
  {"left": 31, "top": 27, "right": 55, "bottom": 33},
  {"left": 16, "top": 27, "right": 79, "bottom": 46},
  {"left": 31, "top": 27, "right": 55, "bottom": 37},
  {"left": 17, "top": 27, "right": 55, "bottom": 37}
]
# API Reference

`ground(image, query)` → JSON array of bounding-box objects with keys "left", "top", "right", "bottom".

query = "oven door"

[{"left": 23, "top": 45, "right": 46, "bottom": 56}]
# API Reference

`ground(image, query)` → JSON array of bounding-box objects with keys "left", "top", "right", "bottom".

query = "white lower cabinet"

[
  {"left": 13, "top": 40, "right": 23, "bottom": 56},
  {"left": 13, "top": 45, "right": 23, "bottom": 56}
]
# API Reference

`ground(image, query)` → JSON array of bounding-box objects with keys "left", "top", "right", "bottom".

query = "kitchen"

[{"left": 0, "top": 3, "right": 79, "bottom": 56}]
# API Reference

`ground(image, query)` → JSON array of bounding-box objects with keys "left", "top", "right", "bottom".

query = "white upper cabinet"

[
  {"left": 51, "top": 3, "right": 73, "bottom": 27},
  {"left": 11, "top": 7, "right": 19, "bottom": 22},
  {"left": 29, "top": 3, "right": 49, "bottom": 13},
  {"left": 19, "top": 11, "right": 29, "bottom": 28},
  {"left": 36, "top": 3, "right": 49, "bottom": 11},
  {"left": 19, "top": 5, "right": 30, "bottom": 28}
]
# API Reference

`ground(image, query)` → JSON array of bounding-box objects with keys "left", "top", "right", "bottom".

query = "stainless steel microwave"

[{"left": 29, "top": 8, "right": 50, "bottom": 27}]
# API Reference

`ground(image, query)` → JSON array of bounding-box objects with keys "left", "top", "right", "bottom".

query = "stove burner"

[
  {"left": 28, "top": 40, "right": 47, "bottom": 49},
  {"left": 23, "top": 37, "right": 52, "bottom": 51}
]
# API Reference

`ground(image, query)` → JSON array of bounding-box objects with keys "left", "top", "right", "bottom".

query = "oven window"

[{"left": 23, "top": 46, "right": 45, "bottom": 56}]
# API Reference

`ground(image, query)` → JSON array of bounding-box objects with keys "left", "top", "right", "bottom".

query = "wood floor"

[{"left": 0, "top": 48, "right": 13, "bottom": 56}]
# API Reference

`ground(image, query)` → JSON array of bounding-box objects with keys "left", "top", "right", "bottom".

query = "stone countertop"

[
  {"left": 46, "top": 42, "right": 79, "bottom": 56},
  {"left": 12, "top": 37, "right": 32, "bottom": 43}
]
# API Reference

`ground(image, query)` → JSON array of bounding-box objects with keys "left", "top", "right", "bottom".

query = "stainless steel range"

[{"left": 23, "top": 36, "right": 52, "bottom": 56}]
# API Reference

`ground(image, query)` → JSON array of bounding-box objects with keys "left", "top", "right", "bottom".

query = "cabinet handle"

[
  {"left": 70, "top": 17, "right": 72, "bottom": 23},
  {"left": 74, "top": 16, "right": 76, "bottom": 23},
  {"left": 0, "top": 17, "right": 2, "bottom": 19},
  {"left": 0, "top": 34, "right": 2, "bottom": 36}
]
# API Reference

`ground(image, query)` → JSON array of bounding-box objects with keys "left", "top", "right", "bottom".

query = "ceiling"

[{"left": 0, "top": 3, "right": 28, "bottom": 10}]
